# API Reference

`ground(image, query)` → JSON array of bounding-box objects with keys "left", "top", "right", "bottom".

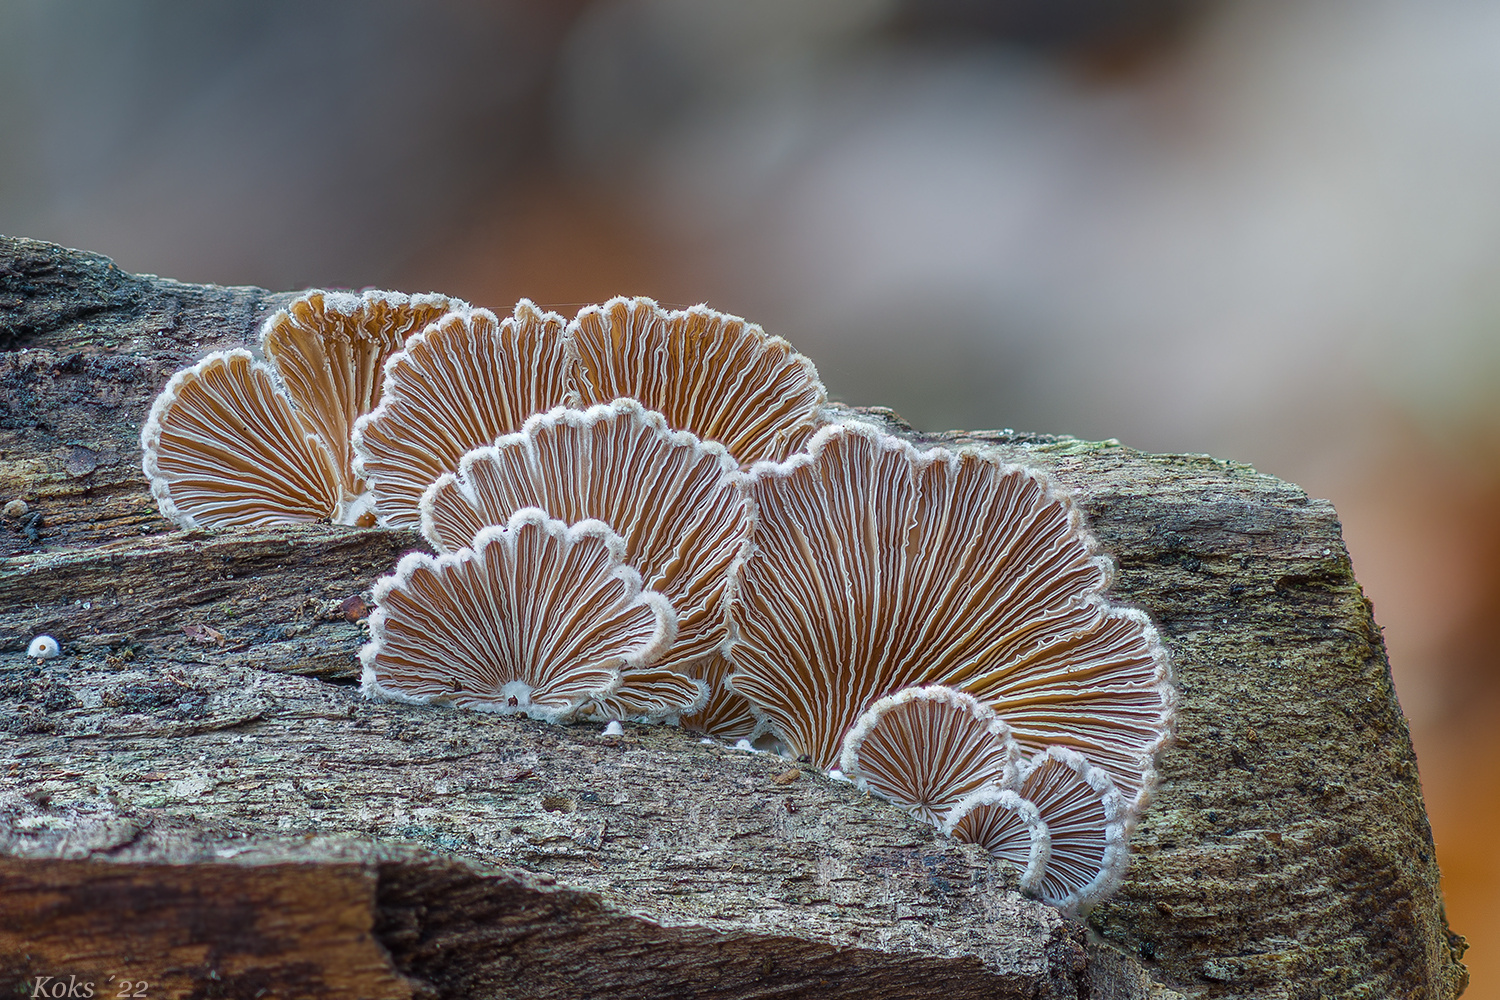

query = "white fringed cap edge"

[
  {"left": 139, "top": 348, "right": 340, "bottom": 530},
  {"left": 838, "top": 683, "right": 1021, "bottom": 804},
  {"left": 416, "top": 397, "right": 746, "bottom": 554},
  {"left": 359, "top": 507, "right": 677, "bottom": 725},
  {"left": 726, "top": 417, "right": 1175, "bottom": 810}
]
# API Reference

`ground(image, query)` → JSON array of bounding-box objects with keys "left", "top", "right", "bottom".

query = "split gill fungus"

[
  {"left": 723, "top": 420, "right": 1173, "bottom": 908},
  {"left": 352, "top": 300, "right": 574, "bottom": 528},
  {"left": 569, "top": 296, "right": 827, "bottom": 466},
  {"left": 419, "top": 399, "right": 751, "bottom": 723},
  {"left": 725, "top": 420, "right": 1174, "bottom": 815},
  {"left": 352, "top": 294, "right": 830, "bottom": 529},
  {"left": 838, "top": 684, "right": 1021, "bottom": 827},
  {"left": 946, "top": 746, "right": 1132, "bottom": 912},
  {"left": 359, "top": 508, "right": 676, "bottom": 724},
  {"left": 142, "top": 289, "right": 462, "bottom": 528},
  {"left": 139, "top": 288, "right": 1175, "bottom": 913}
]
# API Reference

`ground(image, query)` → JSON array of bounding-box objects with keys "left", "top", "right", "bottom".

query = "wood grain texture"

[{"left": 0, "top": 236, "right": 1466, "bottom": 999}]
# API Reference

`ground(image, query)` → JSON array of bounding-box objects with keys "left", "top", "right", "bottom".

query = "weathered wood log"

[{"left": 0, "top": 236, "right": 1467, "bottom": 999}]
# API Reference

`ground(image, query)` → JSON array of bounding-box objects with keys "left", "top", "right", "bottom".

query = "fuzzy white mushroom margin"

[
  {"left": 141, "top": 289, "right": 465, "bottom": 529},
  {"left": 139, "top": 349, "right": 326, "bottom": 528},
  {"left": 359, "top": 508, "right": 677, "bottom": 725},
  {"left": 946, "top": 746, "right": 1131, "bottom": 915},
  {"left": 725, "top": 418, "right": 1177, "bottom": 818},
  {"left": 945, "top": 787, "right": 1051, "bottom": 896}
]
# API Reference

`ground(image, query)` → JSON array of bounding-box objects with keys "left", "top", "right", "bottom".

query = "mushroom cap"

[
  {"left": 360, "top": 508, "right": 676, "bottom": 724},
  {"left": 678, "top": 650, "right": 764, "bottom": 741},
  {"left": 569, "top": 296, "right": 827, "bottom": 466},
  {"left": 838, "top": 684, "right": 1020, "bottom": 826},
  {"left": 353, "top": 301, "right": 573, "bottom": 527},
  {"left": 418, "top": 399, "right": 752, "bottom": 724},
  {"left": 263, "top": 289, "right": 461, "bottom": 499},
  {"left": 725, "top": 421, "right": 1174, "bottom": 812},
  {"left": 141, "top": 289, "right": 461, "bottom": 528},
  {"left": 26, "top": 635, "right": 61, "bottom": 661},
  {"left": 948, "top": 746, "right": 1129, "bottom": 914},
  {"left": 141, "top": 350, "right": 345, "bottom": 527},
  {"left": 584, "top": 670, "right": 710, "bottom": 725},
  {"left": 942, "top": 787, "right": 1049, "bottom": 894}
]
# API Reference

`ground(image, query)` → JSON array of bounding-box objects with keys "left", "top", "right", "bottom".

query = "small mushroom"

[
  {"left": 26, "top": 635, "right": 61, "bottom": 660},
  {"left": 838, "top": 685, "right": 1019, "bottom": 826},
  {"left": 569, "top": 296, "right": 828, "bottom": 466},
  {"left": 141, "top": 289, "right": 460, "bottom": 528},
  {"left": 352, "top": 301, "right": 573, "bottom": 527},
  {"left": 586, "top": 665, "right": 709, "bottom": 723},
  {"left": 725, "top": 421, "right": 1174, "bottom": 813},
  {"left": 141, "top": 350, "right": 346, "bottom": 526},
  {"left": 943, "top": 788, "right": 1049, "bottom": 894},
  {"left": 677, "top": 651, "right": 762, "bottom": 741},
  {"left": 360, "top": 508, "right": 676, "bottom": 724},
  {"left": 419, "top": 399, "right": 751, "bottom": 725},
  {"left": 946, "top": 746, "right": 1128, "bottom": 913}
]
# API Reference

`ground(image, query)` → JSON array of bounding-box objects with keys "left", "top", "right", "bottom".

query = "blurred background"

[{"left": 2, "top": 0, "right": 1497, "bottom": 989}]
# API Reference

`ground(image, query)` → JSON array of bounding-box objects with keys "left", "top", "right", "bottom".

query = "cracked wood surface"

[{"left": 0, "top": 236, "right": 1467, "bottom": 999}]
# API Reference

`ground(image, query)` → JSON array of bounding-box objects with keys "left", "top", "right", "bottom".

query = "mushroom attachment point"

[
  {"left": 141, "top": 289, "right": 461, "bottom": 528},
  {"left": 360, "top": 509, "right": 676, "bottom": 724},
  {"left": 569, "top": 296, "right": 828, "bottom": 466},
  {"left": 353, "top": 301, "right": 573, "bottom": 527},
  {"left": 419, "top": 400, "right": 751, "bottom": 726},
  {"left": 725, "top": 421, "right": 1174, "bottom": 815},
  {"left": 947, "top": 746, "right": 1129, "bottom": 914},
  {"left": 838, "top": 685, "right": 1019, "bottom": 826}
]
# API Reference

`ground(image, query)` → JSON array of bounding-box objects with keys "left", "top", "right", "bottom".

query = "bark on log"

[{"left": 0, "top": 236, "right": 1467, "bottom": 999}]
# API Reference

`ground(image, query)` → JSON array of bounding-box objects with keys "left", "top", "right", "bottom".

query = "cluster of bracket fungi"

[{"left": 140, "top": 288, "right": 1175, "bottom": 914}]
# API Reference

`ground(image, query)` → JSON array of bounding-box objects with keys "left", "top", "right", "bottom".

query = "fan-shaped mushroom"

[
  {"left": 946, "top": 746, "right": 1128, "bottom": 913},
  {"left": 142, "top": 289, "right": 461, "bottom": 528},
  {"left": 943, "top": 787, "right": 1049, "bottom": 894},
  {"left": 419, "top": 399, "right": 752, "bottom": 725},
  {"left": 353, "top": 301, "right": 573, "bottom": 527},
  {"left": 569, "top": 296, "right": 827, "bottom": 466},
  {"left": 676, "top": 652, "right": 761, "bottom": 741},
  {"left": 360, "top": 508, "right": 676, "bottom": 724},
  {"left": 838, "top": 685, "right": 1019, "bottom": 826},
  {"left": 725, "top": 421, "right": 1173, "bottom": 812}
]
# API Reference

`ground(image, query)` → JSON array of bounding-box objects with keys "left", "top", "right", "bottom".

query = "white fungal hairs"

[
  {"left": 726, "top": 420, "right": 1173, "bottom": 808},
  {"left": 140, "top": 289, "right": 462, "bottom": 529},
  {"left": 360, "top": 508, "right": 677, "bottom": 725},
  {"left": 137, "top": 288, "right": 1173, "bottom": 916}
]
